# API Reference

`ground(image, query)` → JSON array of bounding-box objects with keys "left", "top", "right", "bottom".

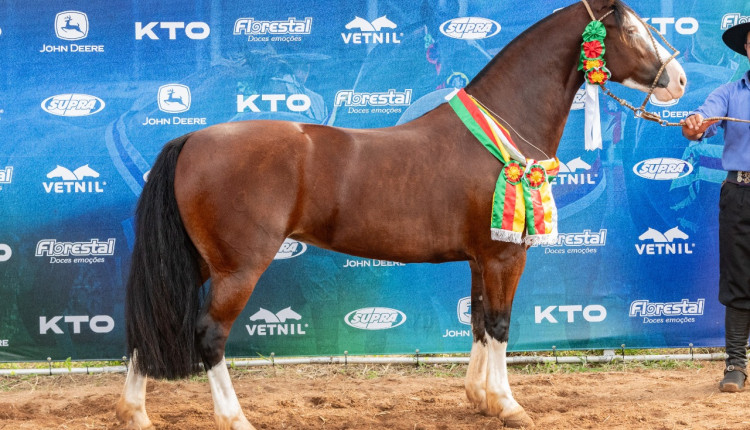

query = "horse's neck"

[{"left": 466, "top": 5, "right": 588, "bottom": 160}]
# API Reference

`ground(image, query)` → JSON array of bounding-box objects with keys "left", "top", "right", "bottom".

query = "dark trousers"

[{"left": 719, "top": 182, "right": 750, "bottom": 366}]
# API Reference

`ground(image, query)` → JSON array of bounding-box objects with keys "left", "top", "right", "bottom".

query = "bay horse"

[{"left": 117, "top": 1, "right": 686, "bottom": 428}]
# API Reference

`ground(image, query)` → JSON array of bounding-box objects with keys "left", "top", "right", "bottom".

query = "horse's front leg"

[
  {"left": 116, "top": 350, "right": 153, "bottom": 429},
  {"left": 466, "top": 247, "right": 533, "bottom": 428}
]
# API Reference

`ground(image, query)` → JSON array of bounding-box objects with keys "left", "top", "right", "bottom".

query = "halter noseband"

[{"left": 580, "top": 0, "right": 680, "bottom": 126}]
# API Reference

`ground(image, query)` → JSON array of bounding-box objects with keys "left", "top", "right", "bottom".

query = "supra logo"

[
  {"left": 643, "top": 17, "right": 698, "bottom": 35},
  {"left": 345, "top": 307, "right": 406, "bottom": 330},
  {"left": 43, "top": 164, "right": 106, "bottom": 194},
  {"left": 0, "top": 244, "right": 11, "bottom": 262},
  {"left": 457, "top": 297, "right": 471, "bottom": 325},
  {"left": 721, "top": 13, "right": 750, "bottom": 30},
  {"left": 439, "top": 17, "right": 500, "bottom": 40},
  {"left": 135, "top": 21, "right": 210, "bottom": 40},
  {"left": 274, "top": 239, "right": 307, "bottom": 260},
  {"left": 158, "top": 84, "right": 191, "bottom": 113},
  {"left": 40, "top": 315, "right": 114, "bottom": 334},
  {"left": 245, "top": 307, "right": 307, "bottom": 336},
  {"left": 535, "top": 305, "right": 606, "bottom": 323},
  {"left": 552, "top": 157, "right": 598, "bottom": 185},
  {"left": 629, "top": 299, "right": 705, "bottom": 317},
  {"left": 233, "top": 17, "right": 312, "bottom": 36},
  {"left": 636, "top": 227, "right": 694, "bottom": 255},
  {"left": 55, "top": 11, "right": 88, "bottom": 40},
  {"left": 41, "top": 94, "right": 105, "bottom": 117},
  {"left": 236, "top": 94, "right": 311, "bottom": 113},
  {"left": 633, "top": 158, "right": 692, "bottom": 180},
  {"left": 342, "top": 15, "right": 401, "bottom": 44}
]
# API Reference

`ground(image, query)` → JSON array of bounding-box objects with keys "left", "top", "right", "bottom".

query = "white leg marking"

[
  {"left": 465, "top": 339, "right": 488, "bottom": 411},
  {"left": 484, "top": 337, "right": 522, "bottom": 418},
  {"left": 207, "top": 358, "right": 255, "bottom": 430},
  {"left": 116, "top": 351, "right": 153, "bottom": 429}
]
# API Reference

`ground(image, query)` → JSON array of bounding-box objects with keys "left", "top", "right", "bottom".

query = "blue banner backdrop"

[{"left": 0, "top": 0, "right": 745, "bottom": 361}]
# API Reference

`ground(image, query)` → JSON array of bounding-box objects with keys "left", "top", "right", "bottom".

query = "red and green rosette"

[
  {"left": 578, "top": 20, "right": 611, "bottom": 86},
  {"left": 523, "top": 164, "right": 547, "bottom": 190},
  {"left": 502, "top": 161, "right": 524, "bottom": 185}
]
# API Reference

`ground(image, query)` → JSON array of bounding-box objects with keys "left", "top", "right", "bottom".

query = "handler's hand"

[{"left": 680, "top": 114, "right": 719, "bottom": 140}]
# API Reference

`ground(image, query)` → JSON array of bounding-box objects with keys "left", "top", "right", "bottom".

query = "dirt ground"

[{"left": 1, "top": 360, "right": 749, "bottom": 429}]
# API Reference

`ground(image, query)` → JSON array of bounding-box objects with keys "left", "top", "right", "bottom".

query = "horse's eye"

[{"left": 626, "top": 26, "right": 639, "bottom": 35}]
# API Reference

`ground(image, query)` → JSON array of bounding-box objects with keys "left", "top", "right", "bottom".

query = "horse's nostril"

[{"left": 679, "top": 74, "right": 687, "bottom": 87}]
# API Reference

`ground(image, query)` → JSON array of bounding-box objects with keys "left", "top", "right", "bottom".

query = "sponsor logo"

[
  {"left": 535, "top": 305, "right": 607, "bottom": 323},
  {"left": 643, "top": 17, "right": 698, "bottom": 35},
  {"left": 343, "top": 258, "right": 405, "bottom": 268},
  {"left": 274, "top": 239, "right": 307, "bottom": 260},
  {"left": 630, "top": 298, "right": 705, "bottom": 324},
  {"left": 233, "top": 17, "right": 312, "bottom": 42},
  {"left": 571, "top": 88, "right": 586, "bottom": 110},
  {"left": 135, "top": 21, "right": 210, "bottom": 40},
  {"left": 236, "top": 93, "right": 311, "bottom": 113},
  {"left": 721, "top": 13, "right": 750, "bottom": 30},
  {"left": 537, "top": 229, "right": 607, "bottom": 255},
  {"left": 142, "top": 84, "right": 206, "bottom": 126},
  {"left": 41, "top": 94, "right": 105, "bottom": 117},
  {"left": 245, "top": 307, "right": 307, "bottom": 336},
  {"left": 443, "top": 297, "right": 472, "bottom": 338},
  {"left": 345, "top": 307, "right": 406, "bottom": 330},
  {"left": 39, "top": 315, "right": 115, "bottom": 334},
  {"left": 649, "top": 94, "right": 678, "bottom": 107},
  {"left": 0, "top": 339, "right": 7, "bottom": 347},
  {"left": 335, "top": 89, "right": 411, "bottom": 115},
  {"left": 55, "top": 11, "right": 88, "bottom": 40},
  {"left": 552, "top": 157, "right": 598, "bottom": 185},
  {"left": 40, "top": 11, "right": 103, "bottom": 53},
  {"left": 439, "top": 17, "right": 500, "bottom": 40},
  {"left": 0, "top": 244, "right": 11, "bottom": 262},
  {"left": 633, "top": 158, "right": 692, "bottom": 180},
  {"left": 342, "top": 15, "right": 402, "bottom": 45},
  {"left": 43, "top": 164, "right": 106, "bottom": 194},
  {"left": 36, "top": 238, "right": 116, "bottom": 264},
  {"left": 0, "top": 166, "right": 12, "bottom": 190},
  {"left": 635, "top": 227, "right": 694, "bottom": 255}
]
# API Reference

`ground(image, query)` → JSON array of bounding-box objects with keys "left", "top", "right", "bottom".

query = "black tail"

[{"left": 126, "top": 133, "right": 203, "bottom": 379}]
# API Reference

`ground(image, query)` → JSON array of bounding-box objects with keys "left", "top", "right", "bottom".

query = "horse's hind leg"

[
  {"left": 116, "top": 350, "right": 152, "bottom": 429},
  {"left": 466, "top": 247, "right": 533, "bottom": 428}
]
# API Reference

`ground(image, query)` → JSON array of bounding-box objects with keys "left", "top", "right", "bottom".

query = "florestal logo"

[
  {"left": 633, "top": 158, "right": 692, "bottom": 180},
  {"left": 629, "top": 299, "right": 705, "bottom": 317},
  {"left": 342, "top": 15, "right": 402, "bottom": 45},
  {"left": 636, "top": 227, "right": 694, "bottom": 255},
  {"left": 233, "top": 17, "right": 312, "bottom": 42},
  {"left": 274, "top": 239, "right": 307, "bottom": 260},
  {"left": 439, "top": 17, "right": 500, "bottom": 40},
  {"left": 721, "top": 13, "right": 750, "bottom": 30},
  {"left": 0, "top": 166, "right": 12, "bottom": 190},
  {"left": 36, "top": 238, "right": 116, "bottom": 264},
  {"left": 55, "top": 11, "right": 88, "bottom": 40},
  {"left": 41, "top": 94, "right": 105, "bottom": 117},
  {"left": 40, "top": 315, "right": 114, "bottom": 334},
  {"left": 535, "top": 305, "right": 607, "bottom": 323},
  {"left": 345, "top": 307, "right": 406, "bottom": 330},
  {"left": 552, "top": 157, "right": 598, "bottom": 185},
  {"left": 0, "top": 244, "right": 11, "bottom": 262},
  {"left": 237, "top": 94, "right": 311, "bottom": 113},
  {"left": 245, "top": 307, "right": 307, "bottom": 336},
  {"left": 135, "top": 22, "right": 210, "bottom": 40},
  {"left": 43, "top": 165, "right": 106, "bottom": 194},
  {"left": 537, "top": 229, "right": 607, "bottom": 256},
  {"left": 335, "top": 89, "right": 411, "bottom": 115}
]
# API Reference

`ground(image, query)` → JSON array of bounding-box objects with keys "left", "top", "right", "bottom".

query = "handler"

[{"left": 682, "top": 21, "right": 750, "bottom": 393}]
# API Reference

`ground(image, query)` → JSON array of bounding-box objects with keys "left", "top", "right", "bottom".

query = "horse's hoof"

[
  {"left": 115, "top": 399, "right": 153, "bottom": 429},
  {"left": 501, "top": 409, "right": 534, "bottom": 428},
  {"left": 214, "top": 414, "right": 256, "bottom": 430}
]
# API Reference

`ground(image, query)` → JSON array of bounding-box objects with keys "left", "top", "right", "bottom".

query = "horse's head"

[{"left": 588, "top": 0, "right": 686, "bottom": 102}]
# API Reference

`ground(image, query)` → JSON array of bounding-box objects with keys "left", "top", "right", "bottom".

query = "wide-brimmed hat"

[{"left": 722, "top": 21, "right": 750, "bottom": 55}]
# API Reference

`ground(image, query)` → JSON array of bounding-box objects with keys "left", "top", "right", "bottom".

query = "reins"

[{"left": 582, "top": 0, "right": 750, "bottom": 127}]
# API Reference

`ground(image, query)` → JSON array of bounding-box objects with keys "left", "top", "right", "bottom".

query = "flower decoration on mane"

[{"left": 578, "top": 20, "right": 611, "bottom": 86}]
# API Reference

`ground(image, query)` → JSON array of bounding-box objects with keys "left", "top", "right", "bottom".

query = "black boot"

[{"left": 721, "top": 306, "right": 750, "bottom": 392}]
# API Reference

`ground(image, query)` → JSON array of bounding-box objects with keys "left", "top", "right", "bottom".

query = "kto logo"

[
  {"left": 0, "top": 244, "right": 11, "bottom": 262},
  {"left": 633, "top": 158, "right": 692, "bottom": 180},
  {"left": 345, "top": 307, "right": 407, "bottom": 330},
  {"left": 342, "top": 15, "right": 402, "bottom": 44},
  {"left": 440, "top": 17, "right": 500, "bottom": 40},
  {"left": 41, "top": 94, "right": 105, "bottom": 117},
  {"left": 158, "top": 84, "right": 191, "bottom": 113},
  {"left": 135, "top": 21, "right": 210, "bottom": 40},
  {"left": 55, "top": 11, "right": 88, "bottom": 40},
  {"left": 552, "top": 157, "right": 598, "bottom": 185},
  {"left": 535, "top": 305, "right": 607, "bottom": 323},
  {"left": 236, "top": 94, "right": 311, "bottom": 113},
  {"left": 643, "top": 17, "right": 698, "bottom": 35},
  {"left": 721, "top": 13, "right": 750, "bottom": 30},
  {"left": 274, "top": 239, "right": 307, "bottom": 260},
  {"left": 39, "top": 315, "right": 114, "bottom": 334},
  {"left": 636, "top": 227, "right": 694, "bottom": 255},
  {"left": 43, "top": 164, "right": 106, "bottom": 194},
  {"left": 245, "top": 307, "right": 307, "bottom": 336}
]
